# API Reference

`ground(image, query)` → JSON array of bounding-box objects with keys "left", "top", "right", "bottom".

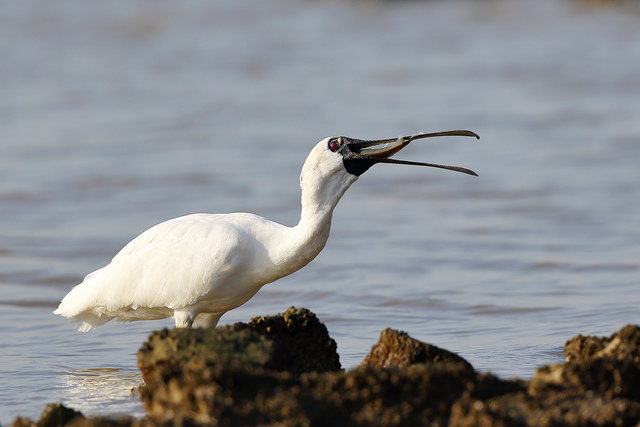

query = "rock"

[
  {"left": 464, "top": 372, "right": 527, "bottom": 401},
  {"left": 299, "top": 363, "right": 476, "bottom": 426},
  {"left": 10, "top": 403, "right": 134, "bottom": 427},
  {"left": 137, "top": 308, "right": 480, "bottom": 426},
  {"left": 138, "top": 306, "right": 340, "bottom": 378},
  {"left": 452, "top": 324, "right": 640, "bottom": 426},
  {"left": 362, "top": 328, "right": 474, "bottom": 372},
  {"left": 530, "top": 325, "right": 640, "bottom": 400},
  {"left": 564, "top": 324, "right": 640, "bottom": 363},
  {"left": 137, "top": 306, "right": 342, "bottom": 425},
  {"left": 239, "top": 306, "right": 342, "bottom": 374},
  {"left": 10, "top": 417, "right": 35, "bottom": 427},
  {"left": 563, "top": 333, "right": 609, "bottom": 362},
  {"left": 450, "top": 390, "right": 640, "bottom": 427},
  {"left": 36, "top": 403, "right": 82, "bottom": 427},
  {"left": 13, "top": 313, "right": 640, "bottom": 426},
  {"left": 530, "top": 358, "right": 640, "bottom": 401}
]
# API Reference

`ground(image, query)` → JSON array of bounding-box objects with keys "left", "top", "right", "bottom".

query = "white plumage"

[{"left": 54, "top": 131, "right": 477, "bottom": 331}]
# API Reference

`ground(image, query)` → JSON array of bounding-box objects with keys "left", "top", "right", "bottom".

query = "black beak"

[{"left": 338, "top": 130, "right": 479, "bottom": 176}]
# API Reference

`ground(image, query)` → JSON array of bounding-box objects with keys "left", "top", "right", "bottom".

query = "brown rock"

[
  {"left": 453, "top": 325, "right": 640, "bottom": 426},
  {"left": 299, "top": 362, "right": 475, "bottom": 427},
  {"left": 238, "top": 306, "right": 341, "bottom": 374},
  {"left": 362, "top": 328, "right": 474, "bottom": 372},
  {"left": 564, "top": 324, "right": 640, "bottom": 363},
  {"left": 137, "top": 310, "right": 479, "bottom": 426},
  {"left": 531, "top": 325, "right": 640, "bottom": 400},
  {"left": 563, "top": 333, "right": 609, "bottom": 363},
  {"left": 137, "top": 307, "right": 342, "bottom": 425},
  {"left": 36, "top": 403, "right": 82, "bottom": 427},
  {"left": 450, "top": 390, "right": 640, "bottom": 427},
  {"left": 11, "top": 403, "right": 135, "bottom": 427},
  {"left": 15, "top": 314, "right": 640, "bottom": 427}
]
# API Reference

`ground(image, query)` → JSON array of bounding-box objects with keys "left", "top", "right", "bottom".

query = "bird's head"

[{"left": 299, "top": 130, "right": 479, "bottom": 212}]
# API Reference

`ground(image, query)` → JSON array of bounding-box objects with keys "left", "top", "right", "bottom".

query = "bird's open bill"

[{"left": 341, "top": 130, "right": 479, "bottom": 177}]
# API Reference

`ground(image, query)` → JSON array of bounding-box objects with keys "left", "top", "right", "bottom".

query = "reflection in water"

[{"left": 58, "top": 368, "right": 145, "bottom": 419}]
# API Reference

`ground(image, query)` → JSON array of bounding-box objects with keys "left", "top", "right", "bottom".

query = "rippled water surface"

[{"left": 2, "top": 0, "right": 640, "bottom": 422}]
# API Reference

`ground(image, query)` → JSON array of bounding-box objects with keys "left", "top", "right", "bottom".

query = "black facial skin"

[
  {"left": 327, "top": 137, "right": 376, "bottom": 176},
  {"left": 341, "top": 152, "right": 376, "bottom": 176}
]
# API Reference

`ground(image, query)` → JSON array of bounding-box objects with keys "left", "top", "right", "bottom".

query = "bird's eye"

[{"left": 328, "top": 139, "right": 340, "bottom": 152}]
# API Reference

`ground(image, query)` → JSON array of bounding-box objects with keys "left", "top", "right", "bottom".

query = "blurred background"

[{"left": 1, "top": 0, "right": 639, "bottom": 422}]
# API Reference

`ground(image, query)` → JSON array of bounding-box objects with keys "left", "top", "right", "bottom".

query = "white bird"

[{"left": 54, "top": 130, "right": 478, "bottom": 331}]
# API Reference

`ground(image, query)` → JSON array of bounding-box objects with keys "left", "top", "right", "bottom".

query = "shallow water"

[{"left": 2, "top": 0, "right": 640, "bottom": 422}]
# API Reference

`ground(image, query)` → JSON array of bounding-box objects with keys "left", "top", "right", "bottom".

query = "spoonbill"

[{"left": 54, "top": 131, "right": 478, "bottom": 331}]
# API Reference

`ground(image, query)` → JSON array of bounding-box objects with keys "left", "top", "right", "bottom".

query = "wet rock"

[
  {"left": 15, "top": 314, "right": 640, "bottom": 426},
  {"left": 137, "top": 306, "right": 342, "bottom": 425},
  {"left": 237, "top": 306, "right": 342, "bottom": 375},
  {"left": 138, "top": 306, "right": 340, "bottom": 378},
  {"left": 450, "top": 390, "right": 640, "bottom": 427},
  {"left": 363, "top": 328, "right": 474, "bottom": 372},
  {"left": 141, "top": 360, "right": 475, "bottom": 426},
  {"left": 530, "top": 358, "right": 640, "bottom": 401},
  {"left": 563, "top": 332, "right": 610, "bottom": 362},
  {"left": 10, "top": 403, "right": 134, "bottom": 427},
  {"left": 137, "top": 308, "right": 481, "bottom": 426},
  {"left": 361, "top": 328, "right": 527, "bottom": 404},
  {"left": 36, "top": 403, "right": 82, "bottom": 427},
  {"left": 464, "top": 372, "right": 527, "bottom": 401},
  {"left": 564, "top": 324, "right": 640, "bottom": 364},
  {"left": 530, "top": 325, "right": 640, "bottom": 400},
  {"left": 299, "top": 363, "right": 476, "bottom": 426},
  {"left": 452, "top": 325, "right": 640, "bottom": 426}
]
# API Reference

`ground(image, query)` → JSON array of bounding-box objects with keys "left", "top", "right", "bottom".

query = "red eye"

[{"left": 329, "top": 140, "right": 340, "bottom": 152}]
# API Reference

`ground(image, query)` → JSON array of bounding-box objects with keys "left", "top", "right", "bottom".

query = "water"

[{"left": 2, "top": 0, "right": 640, "bottom": 422}]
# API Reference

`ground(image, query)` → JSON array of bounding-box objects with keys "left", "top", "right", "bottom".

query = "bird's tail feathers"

[
  {"left": 78, "top": 322, "right": 95, "bottom": 332},
  {"left": 54, "top": 299, "right": 113, "bottom": 332},
  {"left": 54, "top": 268, "right": 114, "bottom": 331},
  {"left": 75, "top": 313, "right": 111, "bottom": 332}
]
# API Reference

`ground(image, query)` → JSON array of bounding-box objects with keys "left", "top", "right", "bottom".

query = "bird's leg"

[
  {"left": 192, "top": 313, "right": 222, "bottom": 328},
  {"left": 173, "top": 310, "right": 195, "bottom": 328}
]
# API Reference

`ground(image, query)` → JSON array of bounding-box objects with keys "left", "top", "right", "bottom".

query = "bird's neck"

[
  {"left": 291, "top": 173, "right": 358, "bottom": 263},
  {"left": 295, "top": 191, "right": 335, "bottom": 253},
  {"left": 267, "top": 160, "right": 358, "bottom": 279}
]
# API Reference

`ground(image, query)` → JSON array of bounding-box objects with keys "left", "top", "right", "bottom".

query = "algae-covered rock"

[
  {"left": 33, "top": 403, "right": 82, "bottom": 427},
  {"left": 15, "top": 312, "right": 640, "bottom": 426},
  {"left": 452, "top": 325, "right": 640, "bottom": 426},
  {"left": 299, "top": 363, "right": 476, "bottom": 426},
  {"left": 138, "top": 306, "right": 340, "bottom": 378},
  {"left": 563, "top": 324, "right": 640, "bottom": 364},
  {"left": 530, "top": 324, "right": 640, "bottom": 400},
  {"left": 137, "top": 307, "right": 342, "bottom": 425},
  {"left": 137, "top": 308, "right": 479, "bottom": 426},
  {"left": 450, "top": 390, "right": 640, "bottom": 427},
  {"left": 563, "top": 332, "right": 610, "bottom": 362},
  {"left": 362, "top": 328, "right": 474, "bottom": 372},
  {"left": 11, "top": 403, "right": 85, "bottom": 427},
  {"left": 236, "top": 305, "right": 341, "bottom": 375},
  {"left": 10, "top": 403, "right": 134, "bottom": 427}
]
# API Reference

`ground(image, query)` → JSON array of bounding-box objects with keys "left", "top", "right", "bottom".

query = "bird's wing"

[
  {"left": 113, "top": 214, "right": 253, "bottom": 309},
  {"left": 56, "top": 214, "right": 252, "bottom": 318}
]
